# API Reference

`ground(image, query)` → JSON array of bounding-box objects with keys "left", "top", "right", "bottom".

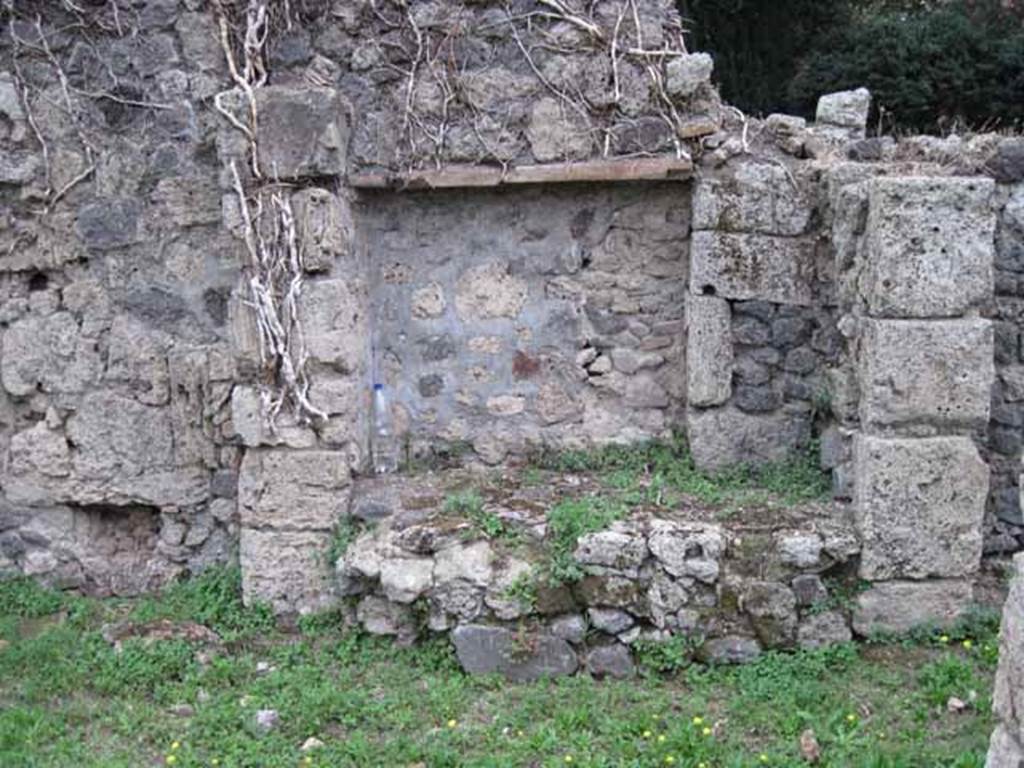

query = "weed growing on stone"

[
  {"left": 503, "top": 570, "right": 539, "bottom": 612},
  {"left": 545, "top": 496, "right": 628, "bottom": 584},
  {"left": 326, "top": 517, "right": 364, "bottom": 568},
  {"left": 443, "top": 489, "right": 506, "bottom": 540},
  {"left": 633, "top": 634, "right": 700, "bottom": 676}
]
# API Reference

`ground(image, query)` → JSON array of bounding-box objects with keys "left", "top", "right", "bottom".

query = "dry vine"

[{"left": 214, "top": 0, "right": 327, "bottom": 429}]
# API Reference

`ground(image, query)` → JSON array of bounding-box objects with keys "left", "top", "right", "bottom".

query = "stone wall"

[
  {"left": 361, "top": 182, "right": 689, "bottom": 464},
  {"left": 0, "top": 0, "right": 1020, "bottom": 639}
]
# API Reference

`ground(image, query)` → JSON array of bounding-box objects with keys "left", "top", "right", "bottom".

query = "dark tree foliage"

[
  {"left": 789, "top": 0, "right": 1024, "bottom": 132},
  {"left": 678, "top": 0, "right": 857, "bottom": 116},
  {"left": 681, "top": 0, "right": 1024, "bottom": 133}
]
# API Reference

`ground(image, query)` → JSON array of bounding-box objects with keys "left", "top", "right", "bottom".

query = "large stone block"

[
  {"left": 855, "top": 436, "right": 986, "bottom": 580},
  {"left": 686, "top": 295, "right": 732, "bottom": 407},
  {"left": 862, "top": 177, "right": 995, "bottom": 318},
  {"left": 298, "top": 278, "right": 369, "bottom": 373},
  {"left": 852, "top": 579, "right": 974, "bottom": 636},
  {"left": 255, "top": 86, "right": 348, "bottom": 180},
  {"left": 239, "top": 528, "right": 336, "bottom": 614},
  {"left": 991, "top": 554, "right": 1024, "bottom": 757},
  {"left": 292, "top": 188, "right": 355, "bottom": 273},
  {"left": 816, "top": 88, "right": 871, "bottom": 135},
  {"left": 238, "top": 448, "right": 351, "bottom": 531},
  {"left": 687, "top": 405, "right": 811, "bottom": 471},
  {"left": 858, "top": 318, "right": 993, "bottom": 434},
  {"left": 693, "top": 162, "right": 813, "bottom": 236},
  {"left": 1, "top": 312, "right": 101, "bottom": 397},
  {"left": 452, "top": 624, "right": 578, "bottom": 682},
  {"left": 690, "top": 231, "right": 818, "bottom": 306}
]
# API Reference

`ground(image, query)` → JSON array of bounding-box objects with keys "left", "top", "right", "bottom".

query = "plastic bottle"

[{"left": 371, "top": 383, "right": 399, "bottom": 474}]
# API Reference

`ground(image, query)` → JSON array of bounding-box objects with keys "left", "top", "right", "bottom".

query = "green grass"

[
  {"left": 0, "top": 570, "right": 1000, "bottom": 767},
  {"left": 546, "top": 495, "right": 628, "bottom": 584},
  {"left": 530, "top": 436, "right": 831, "bottom": 510},
  {"left": 444, "top": 489, "right": 508, "bottom": 540}
]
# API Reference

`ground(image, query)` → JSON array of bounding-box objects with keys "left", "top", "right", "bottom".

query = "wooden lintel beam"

[{"left": 348, "top": 156, "right": 694, "bottom": 191}]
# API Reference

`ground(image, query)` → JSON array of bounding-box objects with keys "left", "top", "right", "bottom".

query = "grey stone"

[
  {"left": 624, "top": 376, "right": 670, "bottom": 409},
  {"left": 863, "top": 177, "right": 995, "bottom": 319},
  {"left": 743, "top": 581, "right": 798, "bottom": 647},
  {"left": 691, "top": 231, "right": 818, "bottom": 306},
  {"left": 665, "top": 53, "right": 713, "bottom": 98},
  {"left": 777, "top": 532, "right": 823, "bottom": 568},
  {"left": 990, "top": 554, "right": 1024, "bottom": 761},
  {"left": 240, "top": 528, "right": 335, "bottom": 615},
  {"left": 986, "top": 725, "right": 1024, "bottom": 768},
  {"left": 379, "top": 557, "right": 434, "bottom": 604},
  {"left": 238, "top": 448, "right": 351, "bottom": 532},
  {"left": 587, "top": 607, "right": 635, "bottom": 635},
  {"left": 698, "top": 635, "right": 762, "bottom": 665},
  {"left": 854, "top": 436, "right": 987, "bottom": 580},
  {"left": 858, "top": 319, "right": 993, "bottom": 434},
  {"left": 526, "top": 97, "right": 592, "bottom": 162},
  {"left": 452, "top": 624, "right": 578, "bottom": 682},
  {"left": 255, "top": 709, "right": 280, "bottom": 733},
  {"left": 816, "top": 88, "right": 871, "bottom": 135},
  {"left": 75, "top": 198, "right": 141, "bottom": 250},
  {"left": 357, "top": 595, "right": 416, "bottom": 639},
  {"left": 434, "top": 541, "right": 493, "bottom": 587},
  {"left": 733, "top": 384, "right": 782, "bottom": 413},
  {"left": 574, "top": 530, "right": 647, "bottom": 572},
  {"left": 587, "top": 644, "right": 636, "bottom": 679},
  {"left": 647, "top": 520, "right": 724, "bottom": 583},
  {"left": 255, "top": 87, "right": 348, "bottom": 180},
  {"left": 686, "top": 295, "right": 732, "bottom": 407},
  {"left": 792, "top": 575, "right": 829, "bottom": 607},
  {"left": 733, "top": 317, "right": 771, "bottom": 346},
  {"left": 687, "top": 405, "right": 810, "bottom": 471},
  {"left": 988, "top": 137, "right": 1024, "bottom": 184},
  {"left": 798, "top": 611, "right": 853, "bottom": 650},
  {"left": 549, "top": 614, "right": 587, "bottom": 645},
  {"left": 693, "top": 162, "right": 813, "bottom": 236},
  {"left": 852, "top": 580, "right": 974, "bottom": 636}
]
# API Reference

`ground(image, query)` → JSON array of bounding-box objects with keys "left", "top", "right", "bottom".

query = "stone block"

[
  {"left": 852, "top": 579, "right": 974, "bottom": 636},
  {"left": 665, "top": 53, "right": 714, "bottom": 99},
  {"left": 690, "top": 231, "right": 818, "bottom": 306},
  {"left": 292, "top": 188, "right": 354, "bottom": 272},
  {"left": 255, "top": 86, "right": 348, "bottom": 180},
  {"left": 686, "top": 295, "right": 732, "bottom": 407},
  {"left": 991, "top": 554, "right": 1024, "bottom": 753},
  {"left": 586, "top": 644, "right": 636, "bottom": 679},
  {"left": 797, "top": 611, "right": 853, "bottom": 650},
  {"left": 858, "top": 318, "right": 993, "bottom": 434},
  {"left": 525, "top": 97, "right": 593, "bottom": 162},
  {"left": 238, "top": 448, "right": 351, "bottom": 531},
  {"left": 298, "top": 278, "right": 369, "bottom": 373},
  {"left": 816, "top": 88, "right": 871, "bottom": 135},
  {"left": 693, "top": 162, "right": 813, "bottom": 236},
  {"left": 452, "top": 624, "right": 578, "bottom": 682},
  {"left": 854, "top": 436, "right": 987, "bottom": 580},
  {"left": 863, "top": 176, "right": 995, "bottom": 318},
  {"left": 687, "top": 405, "right": 811, "bottom": 471},
  {"left": 239, "top": 528, "right": 336, "bottom": 615}
]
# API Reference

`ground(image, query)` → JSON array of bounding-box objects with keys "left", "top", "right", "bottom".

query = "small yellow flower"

[
  {"left": 517, "top": 729, "right": 524, "bottom": 737},
  {"left": 692, "top": 716, "right": 704, "bottom": 726},
  {"left": 447, "top": 719, "right": 458, "bottom": 729},
  {"left": 702, "top": 727, "right": 712, "bottom": 737},
  {"left": 303, "top": 758, "right": 313, "bottom": 766},
  {"left": 699, "top": 763, "right": 707, "bottom": 768},
  {"left": 166, "top": 758, "right": 177, "bottom": 767},
  {"left": 665, "top": 757, "right": 676, "bottom": 765},
  {"left": 759, "top": 754, "right": 769, "bottom": 764},
  {"left": 846, "top": 713, "right": 857, "bottom": 723},
  {"left": 963, "top": 639, "right": 974, "bottom": 650},
  {"left": 212, "top": 761, "right": 220, "bottom": 767},
  {"left": 657, "top": 734, "right": 667, "bottom": 743},
  {"left": 564, "top": 756, "right": 574, "bottom": 764},
  {"left": 939, "top": 635, "right": 950, "bottom": 644},
  {"left": 170, "top": 742, "right": 181, "bottom": 751},
  {"left": 642, "top": 730, "right": 653, "bottom": 739}
]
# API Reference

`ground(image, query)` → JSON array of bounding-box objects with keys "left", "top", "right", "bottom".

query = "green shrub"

[{"left": 789, "top": 0, "right": 1024, "bottom": 132}]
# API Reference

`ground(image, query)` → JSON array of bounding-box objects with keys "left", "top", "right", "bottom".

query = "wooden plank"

[{"left": 348, "top": 156, "right": 693, "bottom": 191}]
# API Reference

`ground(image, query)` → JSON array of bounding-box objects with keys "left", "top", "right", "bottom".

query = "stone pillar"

[
  {"left": 986, "top": 553, "right": 1024, "bottom": 768},
  {"left": 219, "top": 85, "right": 367, "bottom": 614},
  {"left": 850, "top": 176, "right": 996, "bottom": 635}
]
